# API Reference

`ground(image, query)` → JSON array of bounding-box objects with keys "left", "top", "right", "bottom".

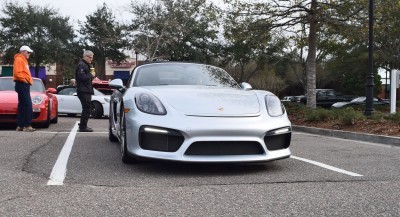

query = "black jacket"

[{"left": 75, "top": 59, "right": 94, "bottom": 94}]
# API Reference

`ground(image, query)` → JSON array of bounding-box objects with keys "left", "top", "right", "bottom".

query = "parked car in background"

[
  {"left": 48, "top": 86, "right": 110, "bottom": 118},
  {"left": 331, "top": 96, "right": 389, "bottom": 109},
  {"left": 0, "top": 77, "right": 58, "bottom": 128},
  {"left": 281, "top": 96, "right": 294, "bottom": 102},
  {"left": 108, "top": 62, "right": 292, "bottom": 164},
  {"left": 92, "top": 79, "right": 113, "bottom": 95},
  {"left": 295, "top": 89, "right": 353, "bottom": 108},
  {"left": 293, "top": 95, "right": 306, "bottom": 103}
]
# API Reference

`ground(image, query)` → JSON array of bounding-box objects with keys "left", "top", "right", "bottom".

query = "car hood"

[
  {"left": 0, "top": 91, "right": 18, "bottom": 104},
  {"left": 0, "top": 91, "right": 45, "bottom": 105},
  {"left": 144, "top": 86, "right": 261, "bottom": 117}
]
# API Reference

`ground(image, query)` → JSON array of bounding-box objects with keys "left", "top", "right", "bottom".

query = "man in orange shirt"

[{"left": 13, "top": 45, "right": 35, "bottom": 132}]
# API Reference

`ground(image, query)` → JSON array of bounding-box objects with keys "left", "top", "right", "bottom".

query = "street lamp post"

[{"left": 364, "top": 0, "right": 374, "bottom": 116}]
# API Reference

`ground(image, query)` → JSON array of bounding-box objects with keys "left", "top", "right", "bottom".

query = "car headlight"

[
  {"left": 32, "top": 95, "right": 43, "bottom": 105},
  {"left": 265, "top": 95, "right": 284, "bottom": 116},
  {"left": 135, "top": 93, "right": 166, "bottom": 115}
]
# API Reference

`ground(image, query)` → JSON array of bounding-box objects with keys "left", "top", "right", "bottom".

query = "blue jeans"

[{"left": 15, "top": 81, "right": 33, "bottom": 127}]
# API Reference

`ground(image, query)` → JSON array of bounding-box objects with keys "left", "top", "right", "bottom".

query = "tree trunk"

[{"left": 306, "top": 0, "right": 318, "bottom": 109}]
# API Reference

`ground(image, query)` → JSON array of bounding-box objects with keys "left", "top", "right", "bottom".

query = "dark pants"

[
  {"left": 78, "top": 93, "right": 92, "bottom": 129},
  {"left": 15, "top": 81, "right": 33, "bottom": 127}
]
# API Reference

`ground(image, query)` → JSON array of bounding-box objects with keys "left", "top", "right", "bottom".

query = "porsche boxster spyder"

[{"left": 108, "top": 62, "right": 291, "bottom": 163}]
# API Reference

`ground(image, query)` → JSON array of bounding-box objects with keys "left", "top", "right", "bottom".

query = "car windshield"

[
  {"left": 0, "top": 77, "right": 44, "bottom": 93},
  {"left": 132, "top": 63, "right": 240, "bottom": 88}
]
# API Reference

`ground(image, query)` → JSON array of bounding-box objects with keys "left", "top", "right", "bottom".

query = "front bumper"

[{"left": 124, "top": 112, "right": 292, "bottom": 163}]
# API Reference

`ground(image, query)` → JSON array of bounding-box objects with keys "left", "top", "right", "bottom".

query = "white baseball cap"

[{"left": 20, "top": 45, "right": 33, "bottom": 53}]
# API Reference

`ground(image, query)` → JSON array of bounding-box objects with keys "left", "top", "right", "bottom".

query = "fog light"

[
  {"left": 273, "top": 127, "right": 290, "bottom": 134},
  {"left": 33, "top": 108, "right": 41, "bottom": 112},
  {"left": 143, "top": 127, "right": 168, "bottom": 134}
]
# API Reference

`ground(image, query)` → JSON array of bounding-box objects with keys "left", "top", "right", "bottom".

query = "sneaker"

[
  {"left": 79, "top": 127, "right": 93, "bottom": 132},
  {"left": 23, "top": 126, "right": 36, "bottom": 132},
  {"left": 16, "top": 127, "right": 23, "bottom": 131}
]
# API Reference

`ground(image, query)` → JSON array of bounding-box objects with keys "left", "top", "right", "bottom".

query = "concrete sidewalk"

[{"left": 292, "top": 125, "right": 400, "bottom": 147}]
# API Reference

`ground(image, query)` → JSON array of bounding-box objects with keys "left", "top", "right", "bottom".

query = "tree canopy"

[
  {"left": 78, "top": 3, "right": 130, "bottom": 79},
  {"left": 129, "top": 0, "right": 220, "bottom": 63},
  {"left": 0, "top": 2, "right": 75, "bottom": 77}
]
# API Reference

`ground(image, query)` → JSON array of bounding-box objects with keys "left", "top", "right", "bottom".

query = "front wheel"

[
  {"left": 51, "top": 109, "right": 58, "bottom": 123},
  {"left": 120, "top": 110, "right": 137, "bottom": 164},
  {"left": 41, "top": 104, "right": 51, "bottom": 128},
  {"left": 109, "top": 122, "right": 118, "bottom": 142}
]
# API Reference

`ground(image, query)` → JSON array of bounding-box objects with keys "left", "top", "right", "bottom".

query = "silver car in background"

[{"left": 108, "top": 62, "right": 292, "bottom": 163}]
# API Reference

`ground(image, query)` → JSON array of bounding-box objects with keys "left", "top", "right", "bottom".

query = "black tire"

[
  {"left": 51, "top": 109, "right": 58, "bottom": 123},
  {"left": 109, "top": 123, "right": 118, "bottom": 142},
  {"left": 90, "top": 101, "right": 103, "bottom": 119},
  {"left": 120, "top": 111, "right": 136, "bottom": 164},
  {"left": 42, "top": 104, "right": 51, "bottom": 128}
]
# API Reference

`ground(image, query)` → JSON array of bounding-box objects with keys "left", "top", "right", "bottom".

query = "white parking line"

[
  {"left": 47, "top": 121, "right": 79, "bottom": 185},
  {"left": 36, "top": 131, "right": 107, "bottom": 134},
  {"left": 291, "top": 155, "right": 363, "bottom": 177}
]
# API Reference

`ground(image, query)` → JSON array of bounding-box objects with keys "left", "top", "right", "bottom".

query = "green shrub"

[
  {"left": 305, "top": 108, "right": 333, "bottom": 122},
  {"left": 384, "top": 112, "right": 400, "bottom": 124},
  {"left": 338, "top": 107, "right": 365, "bottom": 125},
  {"left": 284, "top": 103, "right": 307, "bottom": 116},
  {"left": 285, "top": 101, "right": 399, "bottom": 126},
  {"left": 370, "top": 111, "right": 386, "bottom": 121}
]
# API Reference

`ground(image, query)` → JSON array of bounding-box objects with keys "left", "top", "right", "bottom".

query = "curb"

[{"left": 292, "top": 125, "right": 400, "bottom": 147}]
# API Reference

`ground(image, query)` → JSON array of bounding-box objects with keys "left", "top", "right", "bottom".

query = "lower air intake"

[{"left": 185, "top": 141, "right": 264, "bottom": 155}]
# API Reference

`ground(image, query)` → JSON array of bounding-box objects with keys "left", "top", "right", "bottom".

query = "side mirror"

[
  {"left": 47, "top": 88, "right": 57, "bottom": 94},
  {"left": 109, "top": 79, "right": 124, "bottom": 90},
  {"left": 73, "top": 93, "right": 78, "bottom": 96},
  {"left": 240, "top": 82, "right": 252, "bottom": 90}
]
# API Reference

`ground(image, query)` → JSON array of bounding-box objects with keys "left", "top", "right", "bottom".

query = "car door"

[{"left": 57, "top": 87, "right": 82, "bottom": 114}]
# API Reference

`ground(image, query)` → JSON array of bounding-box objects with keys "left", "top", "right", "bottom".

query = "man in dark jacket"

[{"left": 75, "top": 50, "right": 95, "bottom": 132}]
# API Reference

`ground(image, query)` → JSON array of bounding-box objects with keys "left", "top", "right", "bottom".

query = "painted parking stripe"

[
  {"left": 291, "top": 155, "right": 363, "bottom": 177},
  {"left": 47, "top": 121, "right": 79, "bottom": 185}
]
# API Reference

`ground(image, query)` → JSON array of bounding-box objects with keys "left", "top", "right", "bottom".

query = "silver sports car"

[{"left": 108, "top": 62, "right": 292, "bottom": 163}]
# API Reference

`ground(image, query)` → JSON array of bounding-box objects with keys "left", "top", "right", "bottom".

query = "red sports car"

[
  {"left": 0, "top": 77, "right": 58, "bottom": 128},
  {"left": 92, "top": 79, "right": 114, "bottom": 95}
]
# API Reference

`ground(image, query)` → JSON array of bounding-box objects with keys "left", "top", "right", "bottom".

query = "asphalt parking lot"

[{"left": 0, "top": 116, "right": 399, "bottom": 216}]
